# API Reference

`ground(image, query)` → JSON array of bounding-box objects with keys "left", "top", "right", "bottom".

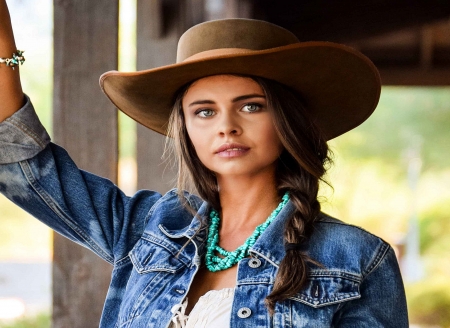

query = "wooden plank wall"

[{"left": 52, "top": 0, "right": 119, "bottom": 326}]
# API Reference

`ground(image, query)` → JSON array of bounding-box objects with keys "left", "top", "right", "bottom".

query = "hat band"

[{"left": 182, "top": 48, "right": 255, "bottom": 63}]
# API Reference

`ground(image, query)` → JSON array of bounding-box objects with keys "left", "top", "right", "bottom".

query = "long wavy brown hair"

[{"left": 166, "top": 75, "right": 332, "bottom": 313}]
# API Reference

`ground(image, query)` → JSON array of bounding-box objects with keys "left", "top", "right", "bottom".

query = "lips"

[
  {"left": 215, "top": 143, "right": 250, "bottom": 157},
  {"left": 215, "top": 143, "right": 250, "bottom": 154}
]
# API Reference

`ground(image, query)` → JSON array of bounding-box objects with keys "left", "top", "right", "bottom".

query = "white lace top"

[{"left": 170, "top": 288, "right": 235, "bottom": 328}]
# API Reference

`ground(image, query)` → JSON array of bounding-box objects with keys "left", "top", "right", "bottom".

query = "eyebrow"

[{"left": 188, "top": 94, "right": 266, "bottom": 107}]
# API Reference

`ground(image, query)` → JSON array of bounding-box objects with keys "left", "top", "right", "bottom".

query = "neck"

[{"left": 216, "top": 170, "right": 280, "bottom": 234}]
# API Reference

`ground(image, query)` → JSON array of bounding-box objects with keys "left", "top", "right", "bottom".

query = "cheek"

[
  {"left": 185, "top": 126, "right": 209, "bottom": 160},
  {"left": 184, "top": 118, "right": 198, "bottom": 147},
  {"left": 259, "top": 121, "right": 283, "bottom": 155}
]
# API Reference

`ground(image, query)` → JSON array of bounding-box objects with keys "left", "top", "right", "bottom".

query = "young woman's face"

[{"left": 182, "top": 75, "right": 283, "bottom": 179}]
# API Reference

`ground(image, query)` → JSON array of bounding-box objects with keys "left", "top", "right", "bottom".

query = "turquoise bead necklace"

[{"left": 205, "top": 192, "right": 290, "bottom": 272}]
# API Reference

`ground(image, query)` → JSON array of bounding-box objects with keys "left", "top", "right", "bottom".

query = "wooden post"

[{"left": 52, "top": 0, "right": 119, "bottom": 326}]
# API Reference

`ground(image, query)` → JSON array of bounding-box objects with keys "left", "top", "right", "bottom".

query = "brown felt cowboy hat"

[{"left": 100, "top": 19, "right": 381, "bottom": 140}]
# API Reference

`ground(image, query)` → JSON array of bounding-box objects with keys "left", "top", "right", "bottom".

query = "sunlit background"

[{"left": 1, "top": 0, "right": 449, "bottom": 327}]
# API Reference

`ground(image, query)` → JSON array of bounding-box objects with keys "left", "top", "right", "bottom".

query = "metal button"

[
  {"left": 174, "top": 289, "right": 185, "bottom": 294},
  {"left": 248, "top": 258, "right": 261, "bottom": 268},
  {"left": 237, "top": 307, "right": 252, "bottom": 318}
]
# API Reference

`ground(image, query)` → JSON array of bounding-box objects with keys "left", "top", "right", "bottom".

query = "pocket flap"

[
  {"left": 290, "top": 272, "right": 361, "bottom": 308},
  {"left": 129, "top": 237, "right": 184, "bottom": 274}
]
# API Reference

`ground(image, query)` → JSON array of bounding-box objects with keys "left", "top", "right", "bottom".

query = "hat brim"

[{"left": 100, "top": 41, "right": 381, "bottom": 140}]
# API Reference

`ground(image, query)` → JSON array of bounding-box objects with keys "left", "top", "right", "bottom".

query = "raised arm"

[{"left": 0, "top": 0, "right": 24, "bottom": 122}]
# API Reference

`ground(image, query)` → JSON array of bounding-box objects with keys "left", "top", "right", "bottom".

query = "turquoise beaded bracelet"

[{"left": 0, "top": 50, "right": 25, "bottom": 70}]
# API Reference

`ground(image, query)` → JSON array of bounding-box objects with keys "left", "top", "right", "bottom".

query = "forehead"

[{"left": 183, "top": 75, "right": 264, "bottom": 101}]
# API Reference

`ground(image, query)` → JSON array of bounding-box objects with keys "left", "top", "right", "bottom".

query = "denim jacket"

[{"left": 0, "top": 97, "right": 408, "bottom": 327}]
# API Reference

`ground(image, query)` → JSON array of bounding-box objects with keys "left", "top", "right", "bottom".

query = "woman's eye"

[
  {"left": 242, "top": 103, "right": 262, "bottom": 113},
  {"left": 196, "top": 109, "right": 215, "bottom": 117}
]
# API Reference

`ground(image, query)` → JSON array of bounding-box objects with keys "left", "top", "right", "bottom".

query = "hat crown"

[{"left": 176, "top": 19, "right": 299, "bottom": 62}]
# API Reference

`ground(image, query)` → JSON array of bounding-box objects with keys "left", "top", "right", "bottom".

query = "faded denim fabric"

[
  {"left": 0, "top": 98, "right": 408, "bottom": 327},
  {"left": 0, "top": 95, "right": 50, "bottom": 163}
]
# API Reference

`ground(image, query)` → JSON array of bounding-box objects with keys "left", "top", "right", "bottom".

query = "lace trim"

[
  {"left": 170, "top": 288, "right": 234, "bottom": 328},
  {"left": 171, "top": 299, "right": 189, "bottom": 328}
]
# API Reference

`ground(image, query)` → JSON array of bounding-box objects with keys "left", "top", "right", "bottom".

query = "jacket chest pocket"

[
  {"left": 130, "top": 235, "right": 186, "bottom": 274},
  {"left": 286, "top": 273, "right": 361, "bottom": 327},
  {"left": 118, "top": 235, "right": 188, "bottom": 326}
]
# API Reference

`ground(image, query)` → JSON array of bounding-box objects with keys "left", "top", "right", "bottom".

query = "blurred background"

[{"left": 1, "top": 0, "right": 449, "bottom": 327}]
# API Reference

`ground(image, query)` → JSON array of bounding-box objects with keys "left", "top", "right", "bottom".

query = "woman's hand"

[{"left": 0, "top": 0, "right": 24, "bottom": 122}]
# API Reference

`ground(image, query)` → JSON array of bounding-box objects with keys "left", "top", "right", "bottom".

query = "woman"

[{"left": 0, "top": 1, "right": 408, "bottom": 327}]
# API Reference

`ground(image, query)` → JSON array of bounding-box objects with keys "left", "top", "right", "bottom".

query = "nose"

[{"left": 218, "top": 112, "right": 242, "bottom": 136}]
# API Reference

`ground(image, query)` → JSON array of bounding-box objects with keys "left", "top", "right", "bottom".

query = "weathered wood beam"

[
  {"left": 380, "top": 68, "right": 450, "bottom": 85},
  {"left": 53, "top": 0, "right": 118, "bottom": 326},
  {"left": 256, "top": 0, "right": 450, "bottom": 43},
  {"left": 420, "top": 26, "right": 434, "bottom": 70}
]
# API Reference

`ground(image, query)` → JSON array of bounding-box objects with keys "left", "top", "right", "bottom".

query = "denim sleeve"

[
  {"left": 0, "top": 98, "right": 162, "bottom": 264},
  {"left": 0, "top": 95, "right": 51, "bottom": 164},
  {"left": 333, "top": 246, "right": 409, "bottom": 327}
]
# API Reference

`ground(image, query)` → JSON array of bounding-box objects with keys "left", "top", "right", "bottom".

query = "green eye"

[
  {"left": 197, "top": 109, "right": 215, "bottom": 117},
  {"left": 242, "top": 103, "right": 261, "bottom": 112}
]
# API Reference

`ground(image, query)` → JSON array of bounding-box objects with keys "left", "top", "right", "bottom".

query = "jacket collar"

[
  {"left": 158, "top": 198, "right": 295, "bottom": 267},
  {"left": 249, "top": 200, "right": 296, "bottom": 267}
]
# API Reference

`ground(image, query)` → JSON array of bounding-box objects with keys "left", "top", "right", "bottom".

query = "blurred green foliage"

[
  {"left": 0, "top": 313, "right": 50, "bottom": 328},
  {"left": 420, "top": 200, "right": 450, "bottom": 255},
  {"left": 334, "top": 87, "right": 450, "bottom": 172},
  {"left": 407, "top": 279, "right": 450, "bottom": 327}
]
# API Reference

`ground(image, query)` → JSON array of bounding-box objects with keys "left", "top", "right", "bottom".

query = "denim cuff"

[{"left": 0, "top": 95, "right": 51, "bottom": 164}]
